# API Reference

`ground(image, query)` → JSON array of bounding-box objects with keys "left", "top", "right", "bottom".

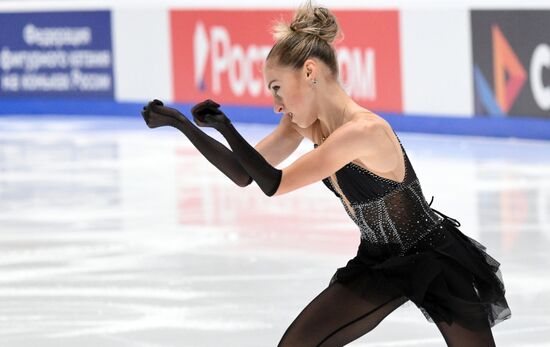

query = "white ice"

[{"left": 0, "top": 115, "right": 548, "bottom": 346}]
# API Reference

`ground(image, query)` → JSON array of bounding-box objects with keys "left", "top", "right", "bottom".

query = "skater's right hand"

[{"left": 141, "top": 99, "right": 188, "bottom": 129}]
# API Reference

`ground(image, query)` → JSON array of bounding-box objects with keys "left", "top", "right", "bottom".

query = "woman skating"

[{"left": 141, "top": 1, "right": 511, "bottom": 345}]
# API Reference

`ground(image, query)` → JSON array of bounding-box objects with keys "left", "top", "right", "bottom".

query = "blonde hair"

[
  {"left": 267, "top": 1, "right": 355, "bottom": 216},
  {"left": 267, "top": 0, "right": 342, "bottom": 80}
]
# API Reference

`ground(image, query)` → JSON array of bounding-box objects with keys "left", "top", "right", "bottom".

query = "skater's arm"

[
  {"left": 254, "top": 112, "right": 304, "bottom": 167},
  {"left": 142, "top": 100, "right": 303, "bottom": 187},
  {"left": 274, "top": 121, "right": 390, "bottom": 195},
  {"left": 142, "top": 100, "right": 253, "bottom": 187},
  {"left": 191, "top": 99, "right": 389, "bottom": 197},
  {"left": 217, "top": 118, "right": 379, "bottom": 197}
]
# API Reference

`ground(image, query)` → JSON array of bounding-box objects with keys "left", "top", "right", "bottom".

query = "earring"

[{"left": 313, "top": 79, "right": 317, "bottom": 85}]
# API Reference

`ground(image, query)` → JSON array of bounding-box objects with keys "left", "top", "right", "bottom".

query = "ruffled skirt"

[{"left": 329, "top": 217, "right": 512, "bottom": 331}]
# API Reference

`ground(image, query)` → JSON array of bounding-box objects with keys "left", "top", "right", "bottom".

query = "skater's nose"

[{"left": 273, "top": 100, "right": 285, "bottom": 114}]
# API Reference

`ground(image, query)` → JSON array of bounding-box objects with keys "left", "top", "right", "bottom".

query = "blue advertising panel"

[{"left": 0, "top": 11, "right": 114, "bottom": 99}]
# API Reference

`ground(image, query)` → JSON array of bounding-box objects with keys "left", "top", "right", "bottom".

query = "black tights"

[{"left": 278, "top": 280, "right": 496, "bottom": 347}]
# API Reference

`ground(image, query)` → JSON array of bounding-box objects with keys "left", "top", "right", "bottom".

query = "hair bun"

[
  {"left": 290, "top": 5, "right": 340, "bottom": 44},
  {"left": 272, "top": 0, "right": 341, "bottom": 44}
]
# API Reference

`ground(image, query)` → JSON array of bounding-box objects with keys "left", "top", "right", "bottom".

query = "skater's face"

[{"left": 263, "top": 59, "right": 320, "bottom": 128}]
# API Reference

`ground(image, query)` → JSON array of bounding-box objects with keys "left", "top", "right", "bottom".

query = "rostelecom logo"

[{"left": 474, "top": 25, "right": 527, "bottom": 115}]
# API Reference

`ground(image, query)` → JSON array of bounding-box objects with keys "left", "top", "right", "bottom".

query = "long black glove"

[
  {"left": 141, "top": 99, "right": 253, "bottom": 187},
  {"left": 191, "top": 99, "right": 282, "bottom": 197}
]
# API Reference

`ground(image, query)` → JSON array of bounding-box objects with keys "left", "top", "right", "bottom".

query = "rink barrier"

[
  {"left": 0, "top": 99, "right": 548, "bottom": 140},
  {"left": 1, "top": 6, "right": 549, "bottom": 138}
]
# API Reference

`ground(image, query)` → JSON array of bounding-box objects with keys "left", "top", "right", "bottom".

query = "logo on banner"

[
  {"left": 194, "top": 22, "right": 208, "bottom": 92},
  {"left": 472, "top": 11, "right": 550, "bottom": 117},
  {"left": 473, "top": 25, "right": 527, "bottom": 114},
  {"left": 171, "top": 10, "right": 402, "bottom": 112},
  {"left": 191, "top": 20, "right": 271, "bottom": 98}
]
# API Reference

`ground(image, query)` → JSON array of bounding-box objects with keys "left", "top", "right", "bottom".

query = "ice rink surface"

[{"left": 0, "top": 115, "right": 549, "bottom": 346}]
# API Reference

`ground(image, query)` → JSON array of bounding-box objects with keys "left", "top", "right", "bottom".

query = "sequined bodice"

[{"left": 314, "top": 131, "right": 446, "bottom": 257}]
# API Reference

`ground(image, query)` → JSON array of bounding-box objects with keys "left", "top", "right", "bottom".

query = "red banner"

[{"left": 171, "top": 9, "right": 402, "bottom": 112}]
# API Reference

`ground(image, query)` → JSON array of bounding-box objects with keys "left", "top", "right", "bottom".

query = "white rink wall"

[{"left": 0, "top": 0, "right": 549, "bottom": 140}]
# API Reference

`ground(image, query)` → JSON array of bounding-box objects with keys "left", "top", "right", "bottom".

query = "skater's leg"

[
  {"left": 436, "top": 321, "right": 496, "bottom": 347},
  {"left": 278, "top": 279, "right": 409, "bottom": 347}
]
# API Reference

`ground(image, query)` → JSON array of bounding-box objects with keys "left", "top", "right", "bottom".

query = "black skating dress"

[{"left": 314, "top": 131, "right": 511, "bottom": 331}]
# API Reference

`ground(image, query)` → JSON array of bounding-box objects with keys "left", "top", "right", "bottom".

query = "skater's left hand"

[
  {"left": 191, "top": 99, "right": 231, "bottom": 129},
  {"left": 141, "top": 99, "right": 166, "bottom": 128}
]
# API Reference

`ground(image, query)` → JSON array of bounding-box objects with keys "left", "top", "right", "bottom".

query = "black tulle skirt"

[{"left": 328, "top": 218, "right": 512, "bottom": 331}]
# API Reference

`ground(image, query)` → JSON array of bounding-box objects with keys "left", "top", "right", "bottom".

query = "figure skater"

[{"left": 141, "top": 1, "right": 511, "bottom": 346}]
